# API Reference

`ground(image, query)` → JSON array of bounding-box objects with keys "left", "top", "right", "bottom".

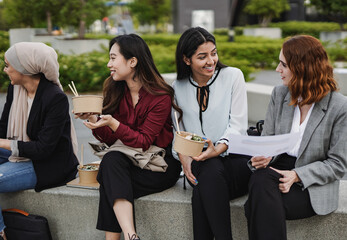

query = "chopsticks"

[
  {"left": 80, "top": 144, "right": 84, "bottom": 168},
  {"left": 174, "top": 111, "right": 181, "bottom": 134},
  {"left": 68, "top": 81, "right": 79, "bottom": 97}
]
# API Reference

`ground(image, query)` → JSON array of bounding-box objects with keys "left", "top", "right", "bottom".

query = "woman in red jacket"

[{"left": 75, "top": 34, "right": 182, "bottom": 240}]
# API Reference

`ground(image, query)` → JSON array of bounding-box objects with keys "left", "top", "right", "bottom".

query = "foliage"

[
  {"left": 129, "top": 0, "right": 171, "bottom": 31},
  {"left": 270, "top": 21, "right": 344, "bottom": 38},
  {"left": 58, "top": 51, "right": 109, "bottom": 93},
  {"left": 3, "top": 0, "right": 65, "bottom": 32},
  {"left": 85, "top": 33, "right": 114, "bottom": 40},
  {"left": 3, "top": 0, "right": 42, "bottom": 28},
  {"left": 310, "top": 0, "right": 347, "bottom": 30},
  {"left": 0, "top": 52, "right": 9, "bottom": 92},
  {"left": 235, "top": 21, "right": 346, "bottom": 38},
  {"left": 58, "top": 0, "right": 108, "bottom": 39},
  {"left": 2, "top": 0, "right": 108, "bottom": 38},
  {"left": 244, "top": 0, "right": 290, "bottom": 27},
  {"left": 325, "top": 41, "right": 347, "bottom": 62},
  {"left": 213, "top": 28, "right": 229, "bottom": 36},
  {"left": 141, "top": 34, "right": 180, "bottom": 46},
  {"left": 0, "top": 31, "right": 9, "bottom": 51},
  {"left": 218, "top": 41, "right": 282, "bottom": 69}
]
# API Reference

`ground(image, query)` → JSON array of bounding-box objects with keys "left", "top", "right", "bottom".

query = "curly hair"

[{"left": 283, "top": 35, "right": 337, "bottom": 106}]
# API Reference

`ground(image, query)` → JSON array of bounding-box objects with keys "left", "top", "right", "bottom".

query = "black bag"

[
  {"left": 2, "top": 208, "right": 53, "bottom": 240},
  {"left": 247, "top": 120, "right": 264, "bottom": 136}
]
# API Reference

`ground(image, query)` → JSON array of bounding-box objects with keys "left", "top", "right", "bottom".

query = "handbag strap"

[{"left": 3, "top": 208, "right": 29, "bottom": 216}]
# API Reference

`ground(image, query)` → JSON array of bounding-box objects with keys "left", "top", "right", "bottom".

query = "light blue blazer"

[{"left": 263, "top": 85, "right": 347, "bottom": 215}]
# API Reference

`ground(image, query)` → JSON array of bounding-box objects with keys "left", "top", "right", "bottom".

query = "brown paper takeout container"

[
  {"left": 72, "top": 95, "right": 103, "bottom": 114},
  {"left": 173, "top": 131, "right": 206, "bottom": 157},
  {"left": 78, "top": 163, "right": 99, "bottom": 184}
]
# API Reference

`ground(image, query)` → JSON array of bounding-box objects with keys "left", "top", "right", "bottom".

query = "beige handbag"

[{"left": 89, "top": 140, "right": 168, "bottom": 172}]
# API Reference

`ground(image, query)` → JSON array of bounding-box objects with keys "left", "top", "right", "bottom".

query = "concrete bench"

[{"left": 1, "top": 178, "right": 347, "bottom": 239}]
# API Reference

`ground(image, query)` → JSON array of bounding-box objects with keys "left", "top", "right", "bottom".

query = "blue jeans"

[{"left": 0, "top": 148, "right": 37, "bottom": 231}]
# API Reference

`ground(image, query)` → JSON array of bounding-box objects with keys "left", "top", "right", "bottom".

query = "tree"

[
  {"left": 33, "top": 0, "right": 62, "bottom": 34},
  {"left": 59, "top": 0, "right": 108, "bottom": 38},
  {"left": 3, "top": 0, "right": 41, "bottom": 28},
  {"left": 2, "top": 0, "right": 108, "bottom": 38},
  {"left": 244, "top": 0, "right": 290, "bottom": 27},
  {"left": 129, "top": 0, "right": 171, "bottom": 31},
  {"left": 310, "top": 0, "right": 347, "bottom": 31}
]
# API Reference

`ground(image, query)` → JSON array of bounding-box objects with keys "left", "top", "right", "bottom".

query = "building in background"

[{"left": 172, "top": 0, "right": 306, "bottom": 33}]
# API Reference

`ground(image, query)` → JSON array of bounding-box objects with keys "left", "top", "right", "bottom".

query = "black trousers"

[
  {"left": 244, "top": 153, "right": 316, "bottom": 240},
  {"left": 189, "top": 153, "right": 252, "bottom": 240},
  {"left": 96, "top": 146, "right": 181, "bottom": 233}
]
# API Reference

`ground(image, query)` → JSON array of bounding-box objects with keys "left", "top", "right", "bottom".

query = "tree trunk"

[
  {"left": 78, "top": 19, "right": 86, "bottom": 39},
  {"left": 46, "top": 11, "right": 52, "bottom": 34},
  {"left": 78, "top": 0, "right": 86, "bottom": 39},
  {"left": 260, "top": 16, "right": 272, "bottom": 28},
  {"left": 339, "top": 22, "right": 345, "bottom": 31}
]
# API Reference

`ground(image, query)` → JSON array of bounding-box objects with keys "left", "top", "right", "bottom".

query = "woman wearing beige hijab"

[{"left": 0, "top": 42, "right": 79, "bottom": 240}]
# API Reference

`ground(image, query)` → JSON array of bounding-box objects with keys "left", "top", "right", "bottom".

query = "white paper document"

[{"left": 227, "top": 132, "right": 300, "bottom": 157}]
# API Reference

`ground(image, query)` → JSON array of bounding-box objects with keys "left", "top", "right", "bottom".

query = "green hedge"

[
  {"left": 219, "top": 41, "right": 282, "bottom": 69},
  {"left": 0, "top": 31, "right": 9, "bottom": 52},
  {"left": 235, "top": 21, "right": 347, "bottom": 39},
  {"left": 58, "top": 51, "right": 109, "bottom": 93},
  {"left": 0, "top": 52, "right": 9, "bottom": 92}
]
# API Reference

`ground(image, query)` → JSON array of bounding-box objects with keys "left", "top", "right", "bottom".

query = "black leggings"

[
  {"left": 244, "top": 153, "right": 316, "bottom": 240},
  {"left": 189, "top": 153, "right": 252, "bottom": 240},
  {"left": 96, "top": 146, "right": 181, "bottom": 232}
]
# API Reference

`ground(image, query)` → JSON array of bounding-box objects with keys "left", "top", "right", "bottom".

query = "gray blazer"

[{"left": 263, "top": 85, "right": 347, "bottom": 215}]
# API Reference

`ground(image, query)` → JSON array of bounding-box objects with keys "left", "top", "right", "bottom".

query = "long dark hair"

[
  {"left": 103, "top": 34, "right": 182, "bottom": 119},
  {"left": 175, "top": 27, "right": 226, "bottom": 80}
]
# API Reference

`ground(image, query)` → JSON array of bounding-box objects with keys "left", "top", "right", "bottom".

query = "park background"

[{"left": 0, "top": 0, "right": 346, "bottom": 93}]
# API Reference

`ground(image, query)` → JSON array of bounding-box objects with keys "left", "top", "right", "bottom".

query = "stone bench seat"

[{"left": 1, "top": 178, "right": 347, "bottom": 239}]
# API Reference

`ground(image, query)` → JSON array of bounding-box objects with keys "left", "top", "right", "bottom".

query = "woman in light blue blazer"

[{"left": 245, "top": 35, "right": 347, "bottom": 240}]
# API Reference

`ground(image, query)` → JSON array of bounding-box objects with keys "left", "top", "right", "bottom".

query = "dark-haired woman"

[
  {"left": 173, "top": 27, "right": 252, "bottom": 240},
  {"left": 245, "top": 35, "right": 347, "bottom": 240},
  {"left": 75, "top": 34, "right": 182, "bottom": 240}
]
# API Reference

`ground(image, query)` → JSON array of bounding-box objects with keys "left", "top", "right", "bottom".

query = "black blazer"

[{"left": 0, "top": 75, "right": 78, "bottom": 191}]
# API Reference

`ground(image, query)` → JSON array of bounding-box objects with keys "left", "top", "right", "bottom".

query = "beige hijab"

[{"left": 5, "top": 42, "right": 78, "bottom": 162}]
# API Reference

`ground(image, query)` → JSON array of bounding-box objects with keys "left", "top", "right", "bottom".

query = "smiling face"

[
  {"left": 184, "top": 41, "right": 218, "bottom": 84},
  {"left": 3, "top": 57, "right": 23, "bottom": 85},
  {"left": 276, "top": 49, "right": 293, "bottom": 86},
  {"left": 107, "top": 43, "right": 135, "bottom": 82}
]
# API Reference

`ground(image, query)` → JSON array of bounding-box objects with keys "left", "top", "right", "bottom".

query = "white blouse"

[
  {"left": 172, "top": 67, "right": 248, "bottom": 157},
  {"left": 287, "top": 103, "right": 315, "bottom": 157}
]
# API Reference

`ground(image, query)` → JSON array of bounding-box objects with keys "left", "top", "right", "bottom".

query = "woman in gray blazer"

[{"left": 244, "top": 35, "right": 347, "bottom": 240}]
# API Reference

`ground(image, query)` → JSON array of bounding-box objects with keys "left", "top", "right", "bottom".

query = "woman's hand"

[
  {"left": 83, "top": 114, "right": 119, "bottom": 131},
  {"left": 270, "top": 167, "right": 300, "bottom": 193},
  {"left": 251, "top": 156, "right": 272, "bottom": 169},
  {"left": 74, "top": 111, "right": 98, "bottom": 123},
  {"left": 179, "top": 154, "right": 198, "bottom": 185},
  {"left": 192, "top": 139, "right": 226, "bottom": 161}
]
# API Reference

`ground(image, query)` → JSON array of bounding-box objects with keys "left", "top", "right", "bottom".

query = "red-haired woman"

[{"left": 245, "top": 35, "right": 347, "bottom": 240}]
